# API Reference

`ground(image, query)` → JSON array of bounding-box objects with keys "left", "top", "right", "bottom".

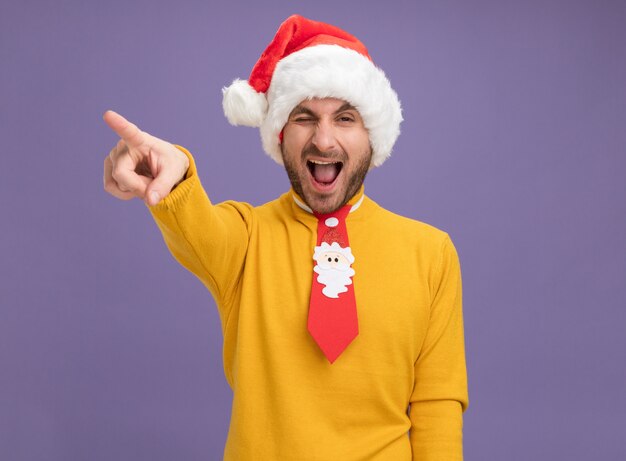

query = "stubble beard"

[{"left": 281, "top": 144, "right": 372, "bottom": 214}]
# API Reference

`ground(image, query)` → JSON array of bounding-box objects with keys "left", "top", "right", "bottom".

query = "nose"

[{"left": 311, "top": 119, "right": 337, "bottom": 152}]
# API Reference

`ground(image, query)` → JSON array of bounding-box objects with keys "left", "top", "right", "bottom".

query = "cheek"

[
  {"left": 280, "top": 141, "right": 300, "bottom": 169},
  {"left": 343, "top": 129, "right": 371, "bottom": 159},
  {"left": 282, "top": 125, "right": 308, "bottom": 153}
]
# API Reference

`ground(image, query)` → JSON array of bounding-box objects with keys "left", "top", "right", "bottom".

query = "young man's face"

[{"left": 281, "top": 98, "right": 372, "bottom": 214}]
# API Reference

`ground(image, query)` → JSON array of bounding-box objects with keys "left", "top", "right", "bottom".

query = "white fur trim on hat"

[
  {"left": 260, "top": 45, "right": 402, "bottom": 167},
  {"left": 222, "top": 79, "right": 268, "bottom": 127}
]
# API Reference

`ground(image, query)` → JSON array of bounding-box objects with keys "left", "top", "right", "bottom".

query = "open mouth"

[{"left": 307, "top": 159, "right": 343, "bottom": 187}]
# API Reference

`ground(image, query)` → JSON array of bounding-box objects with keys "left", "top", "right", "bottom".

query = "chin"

[{"left": 305, "top": 190, "right": 346, "bottom": 214}]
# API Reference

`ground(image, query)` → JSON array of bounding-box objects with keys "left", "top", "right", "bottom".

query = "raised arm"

[{"left": 102, "top": 111, "right": 252, "bottom": 320}]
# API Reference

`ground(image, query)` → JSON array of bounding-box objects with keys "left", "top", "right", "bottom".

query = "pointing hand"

[{"left": 103, "top": 111, "right": 190, "bottom": 206}]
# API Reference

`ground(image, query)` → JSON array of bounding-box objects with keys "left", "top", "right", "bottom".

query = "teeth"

[{"left": 309, "top": 160, "right": 339, "bottom": 165}]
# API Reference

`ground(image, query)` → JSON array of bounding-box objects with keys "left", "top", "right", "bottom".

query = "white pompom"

[{"left": 222, "top": 79, "right": 268, "bottom": 127}]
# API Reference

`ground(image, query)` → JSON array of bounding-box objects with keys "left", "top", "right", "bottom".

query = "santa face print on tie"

[{"left": 313, "top": 242, "right": 355, "bottom": 298}]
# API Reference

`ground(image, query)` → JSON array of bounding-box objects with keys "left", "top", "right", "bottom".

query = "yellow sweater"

[{"left": 149, "top": 148, "right": 469, "bottom": 460}]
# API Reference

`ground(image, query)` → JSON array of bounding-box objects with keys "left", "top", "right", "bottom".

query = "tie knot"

[
  {"left": 314, "top": 204, "right": 351, "bottom": 246},
  {"left": 314, "top": 204, "right": 352, "bottom": 249},
  {"left": 314, "top": 203, "right": 352, "bottom": 223}
]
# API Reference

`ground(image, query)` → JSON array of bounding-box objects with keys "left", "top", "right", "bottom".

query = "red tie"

[{"left": 308, "top": 204, "right": 359, "bottom": 363}]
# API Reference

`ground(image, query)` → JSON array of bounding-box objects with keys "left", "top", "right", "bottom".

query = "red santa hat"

[{"left": 222, "top": 14, "right": 403, "bottom": 168}]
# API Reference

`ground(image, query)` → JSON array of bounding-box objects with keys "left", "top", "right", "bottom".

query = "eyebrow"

[
  {"left": 289, "top": 106, "right": 316, "bottom": 117},
  {"left": 335, "top": 102, "right": 357, "bottom": 114},
  {"left": 289, "top": 102, "right": 358, "bottom": 118}
]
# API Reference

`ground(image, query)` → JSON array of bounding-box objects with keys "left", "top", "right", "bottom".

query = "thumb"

[
  {"left": 144, "top": 163, "right": 186, "bottom": 207},
  {"left": 145, "top": 187, "right": 163, "bottom": 207}
]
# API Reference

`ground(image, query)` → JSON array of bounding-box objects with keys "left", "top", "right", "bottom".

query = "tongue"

[{"left": 312, "top": 163, "right": 339, "bottom": 184}]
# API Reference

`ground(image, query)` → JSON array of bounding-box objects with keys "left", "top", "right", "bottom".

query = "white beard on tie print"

[{"left": 313, "top": 242, "right": 355, "bottom": 299}]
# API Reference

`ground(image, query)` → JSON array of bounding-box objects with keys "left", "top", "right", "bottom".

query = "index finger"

[{"left": 103, "top": 110, "right": 146, "bottom": 148}]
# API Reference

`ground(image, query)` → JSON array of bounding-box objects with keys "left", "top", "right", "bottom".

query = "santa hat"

[{"left": 222, "top": 14, "right": 403, "bottom": 168}]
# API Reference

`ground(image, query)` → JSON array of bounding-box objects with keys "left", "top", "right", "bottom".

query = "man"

[{"left": 103, "top": 15, "right": 468, "bottom": 461}]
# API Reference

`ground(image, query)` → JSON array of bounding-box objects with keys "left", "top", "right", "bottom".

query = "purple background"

[{"left": 1, "top": 1, "right": 625, "bottom": 459}]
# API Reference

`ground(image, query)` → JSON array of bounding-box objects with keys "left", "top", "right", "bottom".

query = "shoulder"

[
  {"left": 251, "top": 193, "right": 288, "bottom": 219},
  {"left": 251, "top": 191, "right": 303, "bottom": 221},
  {"left": 214, "top": 192, "right": 293, "bottom": 229},
  {"left": 364, "top": 196, "right": 452, "bottom": 247}
]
